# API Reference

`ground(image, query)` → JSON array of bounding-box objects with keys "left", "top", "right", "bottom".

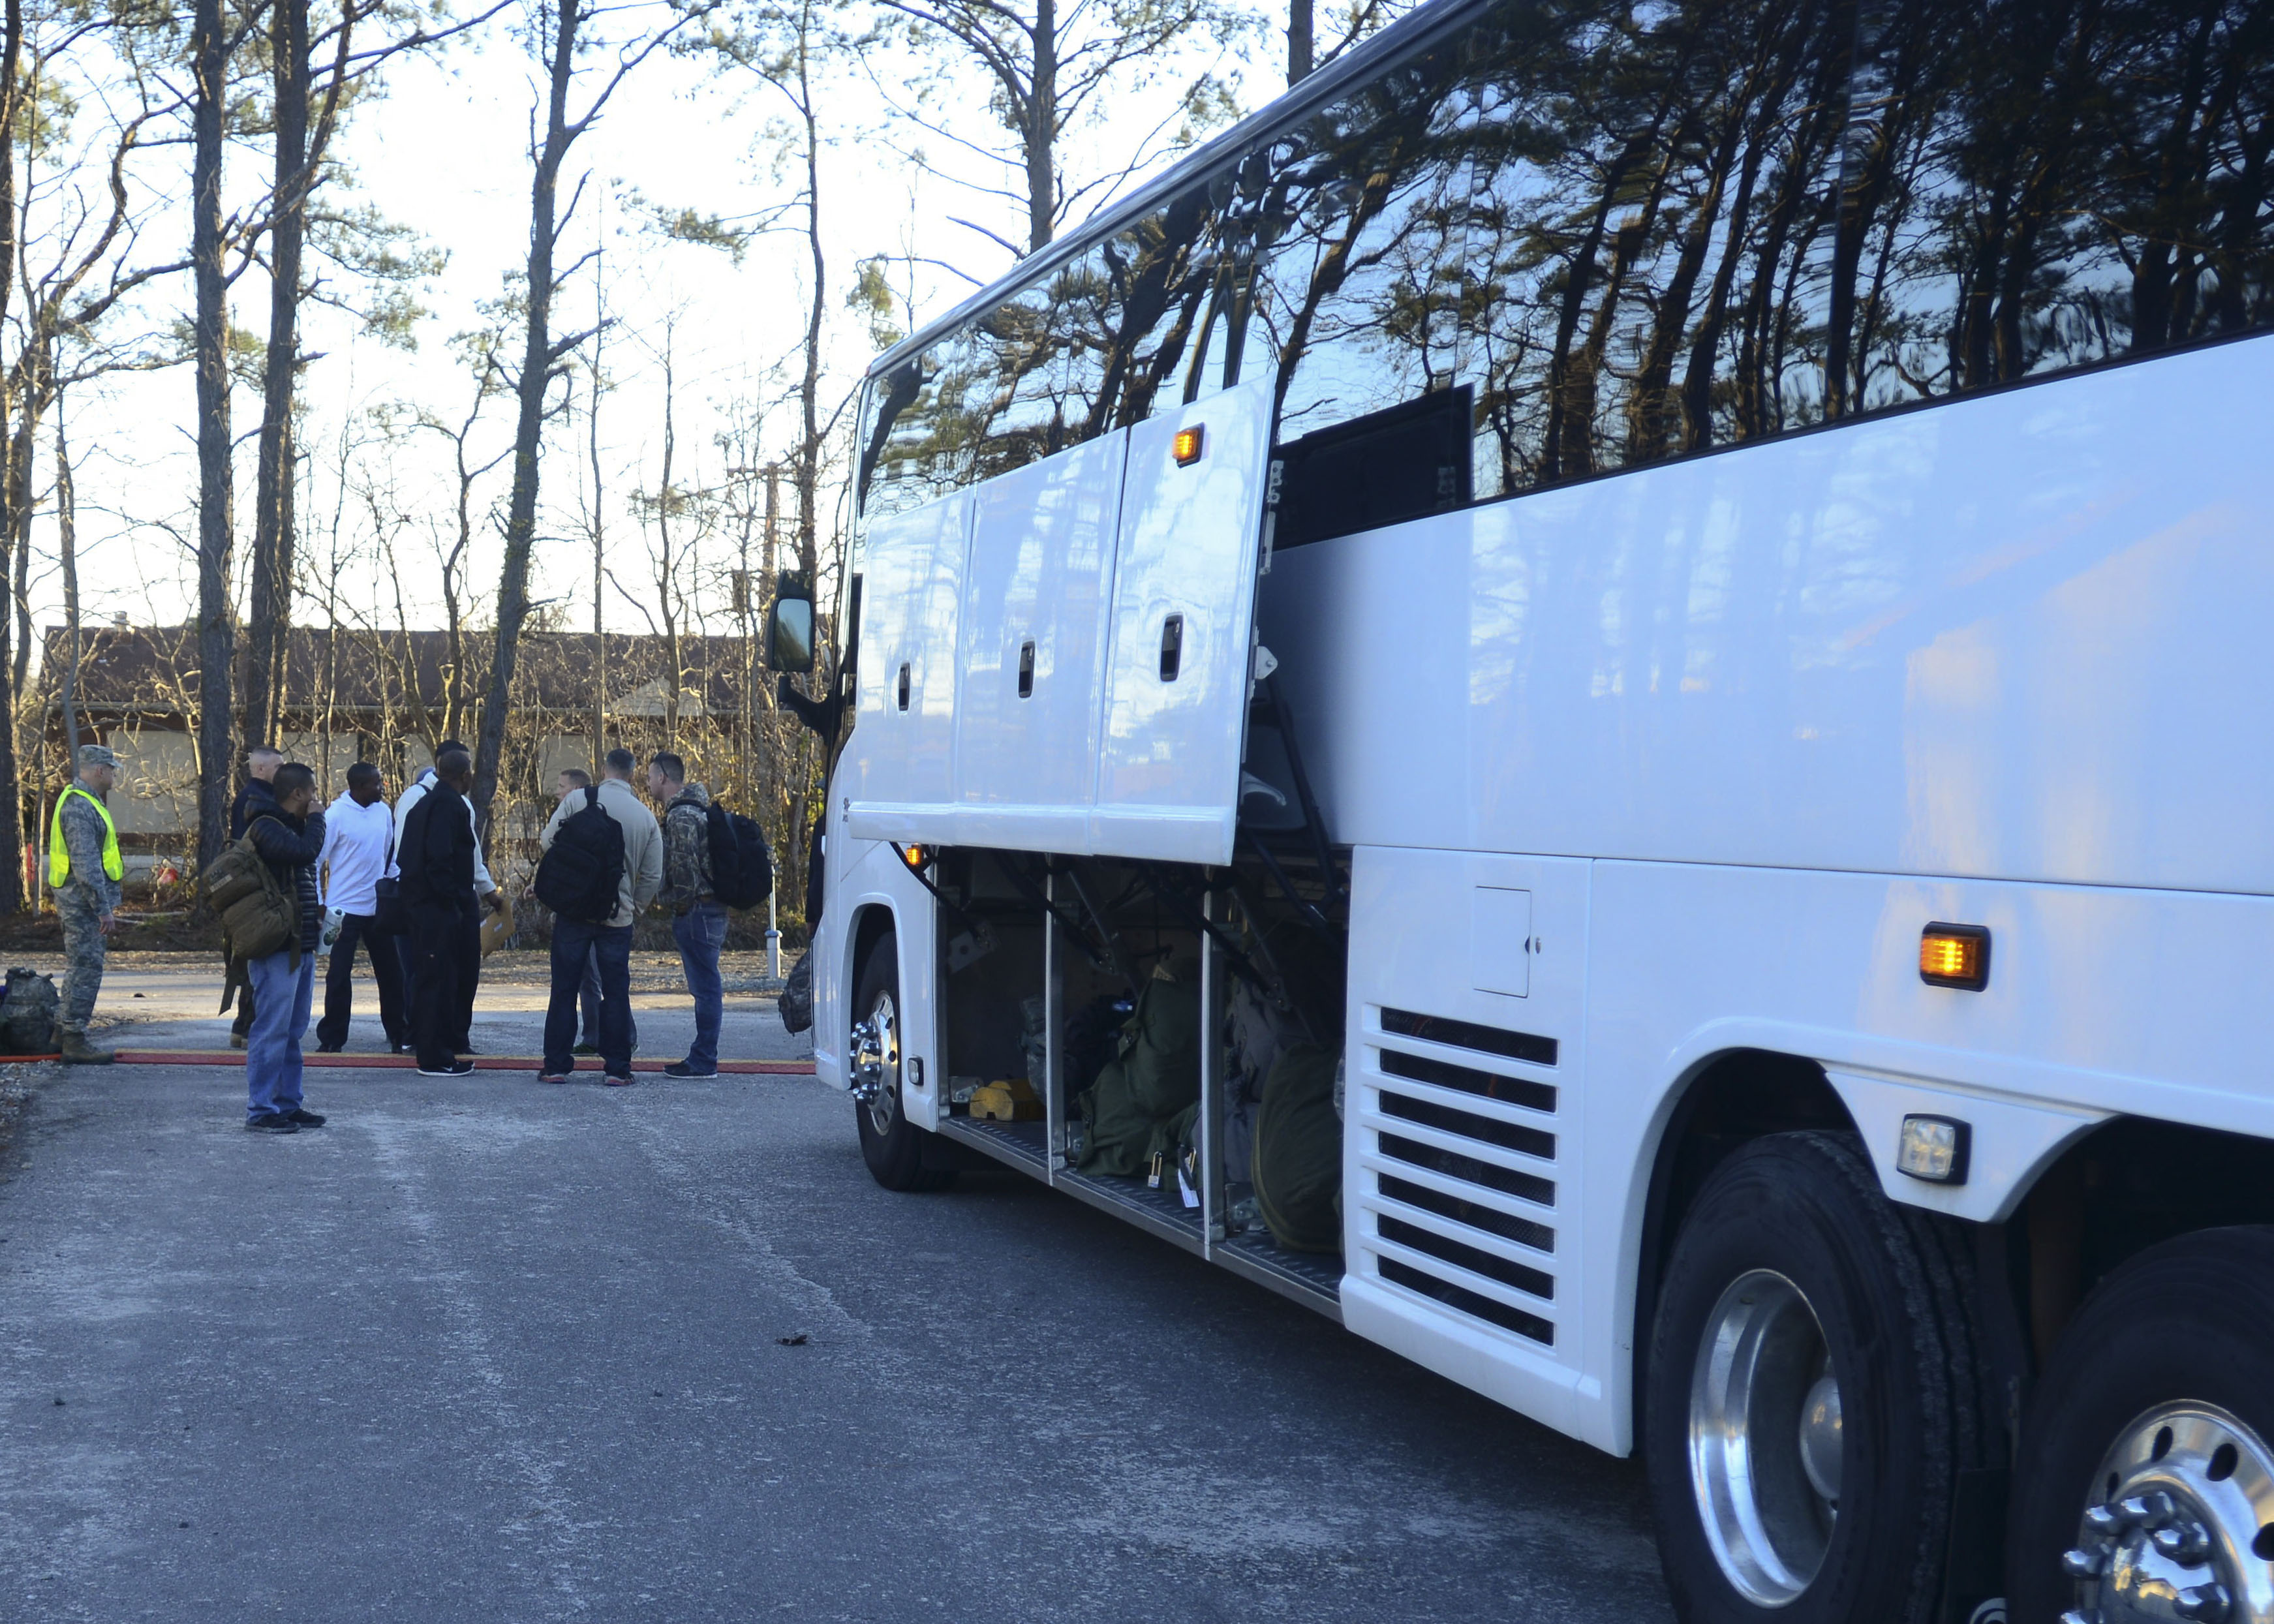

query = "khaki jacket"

[{"left": 539, "top": 777, "right": 663, "bottom": 930}]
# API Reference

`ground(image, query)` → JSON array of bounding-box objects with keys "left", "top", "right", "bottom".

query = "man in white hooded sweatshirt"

[{"left": 315, "top": 761, "right": 408, "bottom": 1052}]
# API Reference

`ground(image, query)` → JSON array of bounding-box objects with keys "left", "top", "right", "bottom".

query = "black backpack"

[
  {"left": 534, "top": 786, "right": 625, "bottom": 925},
  {"left": 704, "top": 801, "right": 773, "bottom": 910}
]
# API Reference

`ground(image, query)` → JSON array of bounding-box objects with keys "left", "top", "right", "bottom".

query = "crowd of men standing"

[{"left": 45, "top": 739, "right": 750, "bottom": 1136}]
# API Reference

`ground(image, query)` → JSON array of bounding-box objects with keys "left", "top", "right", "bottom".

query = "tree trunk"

[
  {"left": 589, "top": 280, "right": 606, "bottom": 767},
  {"left": 1024, "top": 0, "right": 1056, "bottom": 253},
  {"left": 795, "top": 3, "right": 824, "bottom": 592},
  {"left": 247, "top": 0, "right": 311, "bottom": 756},
  {"left": 655, "top": 340, "right": 680, "bottom": 741},
  {"left": 192, "top": 0, "right": 235, "bottom": 875},
  {"left": 57, "top": 388, "right": 80, "bottom": 763},
  {"left": 1288, "top": 0, "right": 1312, "bottom": 85},
  {"left": 0, "top": 0, "right": 21, "bottom": 912},
  {"left": 472, "top": 0, "right": 579, "bottom": 839}
]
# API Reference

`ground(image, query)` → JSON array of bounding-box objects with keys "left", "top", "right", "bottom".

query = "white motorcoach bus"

[{"left": 767, "top": 1, "right": 2274, "bottom": 1618}]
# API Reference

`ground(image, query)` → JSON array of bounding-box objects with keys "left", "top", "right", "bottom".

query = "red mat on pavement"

[{"left": 112, "top": 1051, "right": 815, "bottom": 1075}]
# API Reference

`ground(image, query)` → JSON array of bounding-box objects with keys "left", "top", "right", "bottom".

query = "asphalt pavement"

[{"left": 0, "top": 972, "right": 1670, "bottom": 1622}]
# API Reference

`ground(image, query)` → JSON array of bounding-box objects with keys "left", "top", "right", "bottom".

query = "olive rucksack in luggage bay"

[
  {"left": 1223, "top": 917, "right": 1346, "bottom": 1190},
  {"left": 1075, "top": 952, "right": 1203, "bottom": 1180},
  {"left": 704, "top": 801, "right": 773, "bottom": 910},
  {"left": 0, "top": 967, "right": 60, "bottom": 1054},
  {"left": 1252, "top": 1042, "right": 1345, "bottom": 1253},
  {"left": 534, "top": 786, "right": 625, "bottom": 925}
]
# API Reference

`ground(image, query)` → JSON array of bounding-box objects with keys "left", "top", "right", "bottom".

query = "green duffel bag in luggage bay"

[
  {"left": 1075, "top": 952, "right": 1202, "bottom": 1179},
  {"left": 1252, "top": 1042, "right": 1344, "bottom": 1253}
]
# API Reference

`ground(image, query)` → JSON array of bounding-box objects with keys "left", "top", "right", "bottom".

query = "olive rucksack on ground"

[
  {"left": 1075, "top": 953, "right": 1203, "bottom": 1178},
  {"left": 778, "top": 950, "right": 813, "bottom": 1034},
  {"left": 534, "top": 786, "right": 625, "bottom": 925},
  {"left": 0, "top": 967, "right": 59, "bottom": 1054},
  {"left": 704, "top": 801, "right": 773, "bottom": 910},
  {"left": 1252, "top": 1043, "right": 1344, "bottom": 1253}
]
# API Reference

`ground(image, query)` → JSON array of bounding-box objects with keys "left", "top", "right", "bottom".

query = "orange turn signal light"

[
  {"left": 899, "top": 844, "right": 928, "bottom": 871},
  {"left": 1173, "top": 425, "right": 1205, "bottom": 466},
  {"left": 1919, "top": 923, "right": 1990, "bottom": 990}
]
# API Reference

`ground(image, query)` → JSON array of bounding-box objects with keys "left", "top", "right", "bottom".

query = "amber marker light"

[
  {"left": 1919, "top": 923, "right": 1990, "bottom": 990},
  {"left": 1173, "top": 425, "right": 1205, "bottom": 466},
  {"left": 899, "top": 844, "right": 928, "bottom": 871}
]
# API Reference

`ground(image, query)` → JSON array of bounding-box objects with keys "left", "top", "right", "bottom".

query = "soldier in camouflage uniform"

[{"left": 50, "top": 743, "right": 123, "bottom": 1064}]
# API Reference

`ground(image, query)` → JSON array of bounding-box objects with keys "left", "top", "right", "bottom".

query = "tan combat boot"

[{"left": 59, "top": 1028, "right": 115, "bottom": 1065}]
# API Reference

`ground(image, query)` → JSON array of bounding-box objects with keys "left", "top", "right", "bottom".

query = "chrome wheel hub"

[
  {"left": 1689, "top": 1269, "right": 1841, "bottom": 1606},
  {"left": 2061, "top": 1404, "right": 2274, "bottom": 1624},
  {"left": 848, "top": 990, "right": 900, "bottom": 1136}
]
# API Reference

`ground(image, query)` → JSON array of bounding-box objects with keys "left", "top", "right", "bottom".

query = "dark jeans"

[
  {"left": 671, "top": 900, "right": 728, "bottom": 1072},
  {"left": 548, "top": 919, "right": 633, "bottom": 1075},
  {"left": 317, "top": 912, "right": 407, "bottom": 1049},
  {"left": 579, "top": 945, "right": 636, "bottom": 1050},
  {"left": 407, "top": 900, "right": 478, "bottom": 1070}
]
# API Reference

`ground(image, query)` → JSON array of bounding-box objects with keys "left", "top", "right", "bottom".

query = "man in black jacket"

[
  {"left": 242, "top": 762, "right": 327, "bottom": 1135},
  {"left": 225, "top": 744, "right": 284, "bottom": 1049},
  {"left": 397, "top": 747, "right": 480, "bottom": 1077}
]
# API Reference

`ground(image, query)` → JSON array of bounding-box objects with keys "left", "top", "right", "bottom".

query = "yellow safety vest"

[{"left": 48, "top": 784, "right": 123, "bottom": 889}]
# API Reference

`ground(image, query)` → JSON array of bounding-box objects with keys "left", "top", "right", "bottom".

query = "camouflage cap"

[{"left": 76, "top": 744, "right": 119, "bottom": 771}]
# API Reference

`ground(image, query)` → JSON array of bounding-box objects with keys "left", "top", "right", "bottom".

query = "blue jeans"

[
  {"left": 247, "top": 949, "right": 315, "bottom": 1122},
  {"left": 549, "top": 919, "right": 634, "bottom": 1076},
  {"left": 671, "top": 902, "right": 727, "bottom": 1071}
]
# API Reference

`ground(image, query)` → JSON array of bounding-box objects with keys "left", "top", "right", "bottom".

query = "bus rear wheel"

[
  {"left": 2006, "top": 1225, "right": 2274, "bottom": 1624},
  {"left": 1644, "top": 1130, "right": 1982, "bottom": 1624},
  {"left": 849, "top": 931, "right": 956, "bottom": 1193}
]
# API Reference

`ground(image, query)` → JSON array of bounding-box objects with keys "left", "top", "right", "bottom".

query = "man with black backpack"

[
  {"left": 537, "top": 748, "right": 660, "bottom": 1086},
  {"left": 649, "top": 752, "right": 769, "bottom": 1080}
]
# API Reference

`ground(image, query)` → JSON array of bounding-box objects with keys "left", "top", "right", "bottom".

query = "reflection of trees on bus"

[{"left": 858, "top": 0, "right": 2273, "bottom": 529}]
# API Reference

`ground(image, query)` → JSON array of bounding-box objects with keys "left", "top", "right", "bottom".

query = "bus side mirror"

[{"left": 766, "top": 578, "right": 816, "bottom": 674}]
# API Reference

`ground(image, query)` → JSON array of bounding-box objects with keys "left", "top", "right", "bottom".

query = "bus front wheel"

[
  {"left": 1644, "top": 1130, "right": 1984, "bottom": 1624},
  {"left": 848, "top": 932, "right": 956, "bottom": 1193}
]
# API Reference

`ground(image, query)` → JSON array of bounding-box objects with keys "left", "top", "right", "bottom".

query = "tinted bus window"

[
  {"left": 1453, "top": 0, "right": 1852, "bottom": 497},
  {"left": 1832, "top": 0, "right": 2274, "bottom": 414}
]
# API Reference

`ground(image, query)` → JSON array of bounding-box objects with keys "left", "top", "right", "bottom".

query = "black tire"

[
  {"left": 2006, "top": 1225, "right": 2274, "bottom": 1624},
  {"left": 1644, "top": 1131, "right": 1986, "bottom": 1624},
  {"left": 850, "top": 932, "right": 957, "bottom": 1193}
]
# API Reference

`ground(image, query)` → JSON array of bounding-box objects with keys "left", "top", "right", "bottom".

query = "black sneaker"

[
  {"left": 664, "top": 1062, "right": 718, "bottom": 1079},
  {"left": 390, "top": 1043, "right": 413, "bottom": 1056},
  {"left": 417, "top": 1062, "right": 476, "bottom": 1078},
  {"left": 245, "top": 1114, "right": 299, "bottom": 1135},
  {"left": 572, "top": 1043, "right": 599, "bottom": 1056},
  {"left": 315, "top": 1044, "right": 343, "bottom": 1054},
  {"left": 286, "top": 1109, "right": 327, "bottom": 1127},
  {"left": 537, "top": 1069, "right": 570, "bottom": 1084}
]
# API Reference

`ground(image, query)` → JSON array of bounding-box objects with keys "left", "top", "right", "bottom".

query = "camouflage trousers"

[{"left": 56, "top": 886, "right": 106, "bottom": 1036}]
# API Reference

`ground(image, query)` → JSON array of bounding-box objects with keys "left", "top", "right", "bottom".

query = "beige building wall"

[{"left": 106, "top": 728, "right": 198, "bottom": 838}]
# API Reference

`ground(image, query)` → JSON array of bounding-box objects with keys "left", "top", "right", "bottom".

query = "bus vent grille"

[
  {"left": 1380, "top": 1006, "right": 1556, "bottom": 1067},
  {"left": 1378, "top": 1173, "right": 1554, "bottom": 1254},
  {"left": 1366, "top": 1009, "right": 1561, "bottom": 1348},
  {"left": 1378, "top": 1259, "right": 1554, "bottom": 1346}
]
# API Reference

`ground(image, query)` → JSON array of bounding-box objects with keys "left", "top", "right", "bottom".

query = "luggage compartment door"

[
  {"left": 949, "top": 428, "right": 1129, "bottom": 851},
  {"left": 843, "top": 490, "right": 972, "bottom": 841},
  {"left": 1090, "top": 376, "right": 1274, "bottom": 864}
]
